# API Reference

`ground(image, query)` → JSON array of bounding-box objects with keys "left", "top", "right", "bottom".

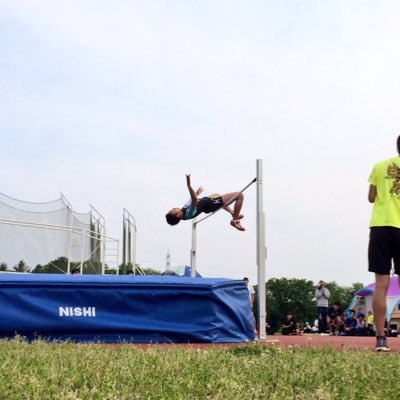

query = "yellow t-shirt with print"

[{"left": 369, "top": 156, "right": 400, "bottom": 228}]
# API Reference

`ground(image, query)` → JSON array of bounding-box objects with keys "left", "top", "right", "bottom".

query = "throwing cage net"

[{"left": 0, "top": 193, "right": 110, "bottom": 274}]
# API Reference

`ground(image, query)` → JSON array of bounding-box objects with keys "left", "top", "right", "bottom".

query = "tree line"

[
  {"left": 0, "top": 258, "right": 161, "bottom": 275},
  {"left": 254, "top": 278, "right": 364, "bottom": 330}
]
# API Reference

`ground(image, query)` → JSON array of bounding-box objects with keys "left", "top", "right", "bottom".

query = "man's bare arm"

[
  {"left": 368, "top": 184, "right": 377, "bottom": 203},
  {"left": 186, "top": 175, "right": 198, "bottom": 206}
]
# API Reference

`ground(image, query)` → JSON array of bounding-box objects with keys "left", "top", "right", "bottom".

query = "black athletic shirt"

[{"left": 181, "top": 197, "right": 223, "bottom": 220}]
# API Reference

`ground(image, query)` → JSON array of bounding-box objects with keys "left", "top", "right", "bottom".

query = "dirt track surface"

[
  {"left": 125, "top": 335, "right": 400, "bottom": 352},
  {"left": 261, "top": 335, "right": 400, "bottom": 351}
]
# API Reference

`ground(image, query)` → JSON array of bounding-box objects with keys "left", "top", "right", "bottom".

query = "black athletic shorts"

[
  {"left": 198, "top": 196, "right": 224, "bottom": 214},
  {"left": 368, "top": 226, "right": 400, "bottom": 275}
]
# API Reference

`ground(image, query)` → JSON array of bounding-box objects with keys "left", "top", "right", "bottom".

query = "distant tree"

[
  {"left": 104, "top": 265, "right": 117, "bottom": 274},
  {"left": 31, "top": 257, "right": 105, "bottom": 275},
  {"left": 82, "top": 259, "right": 102, "bottom": 274},
  {"left": 32, "top": 264, "right": 44, "bottom": 273},
  {"left": 254, "top": 278, "right": 366, "bottom": 332},
  {"left": 31, "top": 257, "right": 69, "bottom": 274},
  {"left": 324, "top": 281, "right": 349, "bottom": 307},
  {"left": 119, "top": 263, "right": 128, "bottom": 275},
  {"left": 13, "top": 260, "right": 30, "bottom": 273},
  {"left": 349, "top": 282, "right": 364, "bottom": 296},
  {"left": 118, "top": 262, "right": 147, "bottom": 275},
  {"left": 0, "top": 262, "right": 8, "bottom": 271},
  {"left": 261, "top": 278, "right": 316, "bottom": 330},
  {"left": 141, "top": 267, "right": 161, "bottom": 275},
  {"left": 325, "top": 281, "right": 365, "bottom": 310},
  {"left": 117, "top": 263, "right": 161, "bottom": 275}
]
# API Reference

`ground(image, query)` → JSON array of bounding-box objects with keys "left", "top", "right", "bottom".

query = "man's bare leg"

[{"left": 373, "top": 273, "right": 390, "bottom": 337}]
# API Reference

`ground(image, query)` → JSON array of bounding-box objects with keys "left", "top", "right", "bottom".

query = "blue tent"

[{"left": 184, "top": 266, "right": 202, "bottom": 277}]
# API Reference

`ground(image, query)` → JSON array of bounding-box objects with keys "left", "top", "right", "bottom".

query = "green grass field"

[{"left": 0, "top": 339, "right": 398, "bottom": 400}]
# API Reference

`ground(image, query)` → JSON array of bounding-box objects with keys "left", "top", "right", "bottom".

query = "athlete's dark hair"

[
  {"left": 166, "top": 213, "right": 181, "bottom": 226},
  {"left": 397, "top": 135, "right": 400, "bottom": 154}
]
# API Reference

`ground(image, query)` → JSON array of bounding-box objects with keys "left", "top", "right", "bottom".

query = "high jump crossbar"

[{"left": 190, "top": 159, "right": 267, "bottom": 340}]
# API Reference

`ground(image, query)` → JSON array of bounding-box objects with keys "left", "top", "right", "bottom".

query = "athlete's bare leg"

[
  {"left": 221, "top": 192, "right": 245, "bottom": 231},
  {"left": 222, "top": 205, "right": 243, "bottom": 219},
  {"left": 209, "top": 193, "right": 243, "bottom": 219}
]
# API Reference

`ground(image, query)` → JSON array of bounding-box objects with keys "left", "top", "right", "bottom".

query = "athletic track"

[{"left": 129, "top": 335, "right": 400, "bottom": 352}]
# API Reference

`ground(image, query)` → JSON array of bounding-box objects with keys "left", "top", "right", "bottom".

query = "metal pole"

[
  {"left": 132, "top": 224, "right": 137, "bottom": 268},
  {"left": 166, "top": 249, "right": 170, "bottom": 270},
  {"left": 122, "top": 212, "right": 126, "bottom": 268},
  {"left": 190, "top": 218, "right": 197, "bottom": 277},
  {"left": 116, "top": 235, "right": 120, "bottom": 275},
  {"left": 80, "top": 228, "right": 85, "bottom": 274},
  {"left": 128, "top": 223, "right": 132, "bottom": 265},
  {"left": 257, "top": 159, "right": 266, "bottom": 340},
  {"left": 67, "top": 206, "right": 73, "bottom": 274},
  {"left": 61, "top": 193, "right": 74, "bottom": 274},
  {"left": 102, "top": 222, "right": 106, "bottom": 275}
]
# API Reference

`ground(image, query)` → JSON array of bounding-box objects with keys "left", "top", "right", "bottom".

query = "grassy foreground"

[{"left": 0, "top": 339, "right": 399, "bottom": 400}]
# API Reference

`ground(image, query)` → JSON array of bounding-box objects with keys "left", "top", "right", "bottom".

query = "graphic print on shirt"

[
  {"left": 387, "top": 163, "right": 400, "bottom": 196},
  {"left": 211, "top": 198, "right": 222, "bottom": 205}
]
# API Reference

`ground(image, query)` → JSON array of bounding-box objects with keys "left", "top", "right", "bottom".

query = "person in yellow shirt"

[{"left": 368, "top": 135, "right": 400, "bottom": 351}]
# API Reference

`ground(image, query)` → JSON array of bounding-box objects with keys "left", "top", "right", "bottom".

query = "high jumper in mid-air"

[{"left": 165, "top": 174, "right": 246, "bottom": 231}]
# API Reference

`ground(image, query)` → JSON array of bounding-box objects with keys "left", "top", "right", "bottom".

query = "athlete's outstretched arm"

[{"left": 186, "top": 174, "right": 198, "bottom": 206}]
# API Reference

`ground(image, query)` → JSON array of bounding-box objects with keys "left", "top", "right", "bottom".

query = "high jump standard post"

[
  {"left": 256, "top": 159, "right": 266, "bottom": 340},
  {"left": 190, "top": 159, "right": 266, "bottom": 340}
]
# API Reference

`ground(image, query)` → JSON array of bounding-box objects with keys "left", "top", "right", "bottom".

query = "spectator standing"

[
  {"left": 243, "top": 277, "right": 258, "bottom": 335},
  {"left": 315, "top": 280, "right": 330, "bottom": 335},
  {"left": 243, "top": 277, "right": 255, "bottom": 306},
  {"left": 367, "top": 135, "right": 400, "bottom": 351}
]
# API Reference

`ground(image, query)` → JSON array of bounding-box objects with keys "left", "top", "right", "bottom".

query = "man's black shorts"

[
  {"left": 198, "top": 197, "right": 224, "bottom": 214},
  {"left": 368, "top": 226, "right": 400, "bottom": 275}
]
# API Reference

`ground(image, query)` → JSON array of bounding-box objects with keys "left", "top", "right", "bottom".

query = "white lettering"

[
  {"left": 74, "top": 307, "right": 82, "bottom": 316},
  {"left": 59, "top": 307, "right": 69, "bottom": 317},
  {"left": 82, "top": 307, "right": 91, "bottom": 317},
  {"left": 59, "top": 307, "right": 96, "bottom": 317}
]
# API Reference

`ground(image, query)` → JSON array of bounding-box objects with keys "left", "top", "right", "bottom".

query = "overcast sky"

[{"left": 1, "top": 1, "right": 399, "bottom": 286}]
